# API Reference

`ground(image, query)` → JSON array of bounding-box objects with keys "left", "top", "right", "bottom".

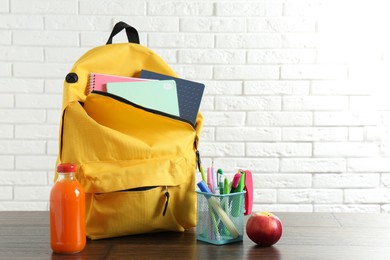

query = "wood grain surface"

[{"left": 1, "top": 211, "right": 390, "bottom": 259}]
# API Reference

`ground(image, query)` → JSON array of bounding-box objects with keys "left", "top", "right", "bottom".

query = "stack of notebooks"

[{"left": 88, "top": 70, "right": 205, "bottom": 126}]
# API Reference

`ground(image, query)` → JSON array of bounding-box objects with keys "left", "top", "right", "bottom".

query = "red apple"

[{"left": 246, "top": 212, "right": 282, "bottom": 246}]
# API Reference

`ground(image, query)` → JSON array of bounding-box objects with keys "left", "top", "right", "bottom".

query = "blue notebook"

[
  {"left": 140, "top": 70, "right": 205, "bottom": 125},
  {"left": 106, "top": 80, "right": 180, "bottom": 117}
]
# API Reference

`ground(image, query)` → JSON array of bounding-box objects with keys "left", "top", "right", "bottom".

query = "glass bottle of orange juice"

[{"left": 50, "top": 163, "right": 86, "bottom": 254}]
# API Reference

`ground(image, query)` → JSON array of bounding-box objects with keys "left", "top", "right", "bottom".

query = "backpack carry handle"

[{"left": 106, "top": 21, "right": 140, "bottom": 45}]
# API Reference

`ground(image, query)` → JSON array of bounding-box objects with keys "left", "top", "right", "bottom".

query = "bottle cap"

[{"left": 57, "top": 163, "right": 76, "bottom": 173}]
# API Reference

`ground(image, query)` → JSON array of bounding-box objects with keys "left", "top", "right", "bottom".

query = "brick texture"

[{"left": 1, "top": 0, "right": 390, "bottom": 212}]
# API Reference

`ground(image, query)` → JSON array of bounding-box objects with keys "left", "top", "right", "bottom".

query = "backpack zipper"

[
  {"left": 90, "top": 91, "right": 195, "bottom": 129},
  {"left": 162, "top": 186, "right": 170, "bottom": 217},
  {"left": 122, "top": 185, "right": 170, "bottom": 217}
]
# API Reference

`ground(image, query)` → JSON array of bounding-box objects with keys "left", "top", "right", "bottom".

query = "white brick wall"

[{"left": 1, "top": 0, "right": 390, "bottom": 213}]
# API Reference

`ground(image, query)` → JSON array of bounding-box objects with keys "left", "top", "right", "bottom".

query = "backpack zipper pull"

[{"left": 163, "top": 186, "right": 170, "bottom": 216}]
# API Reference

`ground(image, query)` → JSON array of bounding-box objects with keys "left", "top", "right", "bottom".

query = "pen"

[
  {"left": 223, "top": 177, "right": 230, "bottom": 195},
  {"left": 200, "top": 166, "right": 206, "bottom": 183},
  {"left": 230, "top": 173, "right": 241, "bottom": 193},
  {"left": 211, "top": 161, "right": 217, "bottom": 194},
  {"left": 217, "top": 169, "right": 224, "bottom": 194},
  {"left": 207, "top": 167, "right": 214, "bottom": 193},
  {"left": 235, "top": 172, "right": 245, "bottom": 193},
  {"left": 231, "top": 172, "right": 246, "bottom": 217}
]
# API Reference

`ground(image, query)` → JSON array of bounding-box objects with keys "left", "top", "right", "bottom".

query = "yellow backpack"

[{"left": 56, "top": 22, "right": 203, "bottom": 239}]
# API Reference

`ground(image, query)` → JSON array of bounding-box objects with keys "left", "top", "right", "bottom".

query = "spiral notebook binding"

[
  {"left": 87, "top": 73, "right": 149, "bottom": 94},
  {"left": 88, "top": 73, "right": 96, "bottom": 94}
]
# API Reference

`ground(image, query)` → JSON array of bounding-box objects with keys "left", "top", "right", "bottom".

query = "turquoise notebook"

[{"left": 106, "top": 80, "right": 180, "bottom": 117}]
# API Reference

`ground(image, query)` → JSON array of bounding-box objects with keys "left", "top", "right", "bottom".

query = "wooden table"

[{"left": 1, "top": 211, "right": 390, "bottom": 259}]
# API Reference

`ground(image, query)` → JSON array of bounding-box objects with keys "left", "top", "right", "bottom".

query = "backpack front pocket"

[
  {"left": 79, "top": 157, "right": 194, "bottom": 239},
  {"left": 88, "top": 187, "right": 183, "bottom": 239}
]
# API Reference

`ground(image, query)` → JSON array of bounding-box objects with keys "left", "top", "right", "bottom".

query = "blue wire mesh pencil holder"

[{"left": 196, "top": 191, "right": 245, "bottom": 245}]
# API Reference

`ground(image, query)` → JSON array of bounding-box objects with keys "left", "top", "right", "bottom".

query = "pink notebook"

[{"left": 88, "top": 73, "right": 148, "bottom": 93}]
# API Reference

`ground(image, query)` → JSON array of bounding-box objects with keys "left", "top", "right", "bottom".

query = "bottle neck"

[{"left": 57, "top": 172, "right": 76, "bottom": 182}]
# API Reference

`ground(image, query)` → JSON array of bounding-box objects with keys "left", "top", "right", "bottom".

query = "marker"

[
  {"left": 232, "top": 171, "right": 246, "bottom": 217},
  {"left": 223, "top": 177, "right": 230, "bottom": 195},
  {"left": 197, "top": 180, "right": 211, "bottom": 193},
  {"left": 230, "top": 173, "right": 241, "bottom": 193},
  {"left": 235, "top": 172, "right": 245, "bottom": 193}
]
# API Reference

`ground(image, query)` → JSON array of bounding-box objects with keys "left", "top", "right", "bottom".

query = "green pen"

[
  {"left": 222, "top": 176, "right": 230, "bottom": 236},
  {"left": 223, "top": 177, "right": 230, "bottom": 195},
  {"left": 235, "top": 172, "right": 245, "bottom": 193},
  {"left": 217, "top": 169, "right": 224, "bottom": 194},
  {"left": 231, "top": 172, "right": 245, "bottom": 217},
  {"left": 200, "top": 167, "right": 207, "bottom": 183}
]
